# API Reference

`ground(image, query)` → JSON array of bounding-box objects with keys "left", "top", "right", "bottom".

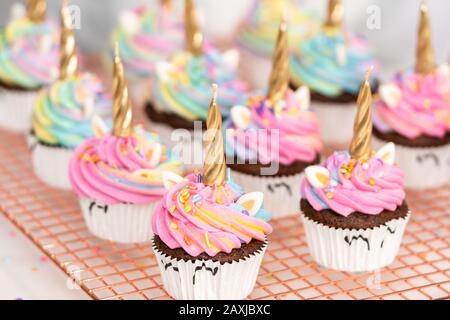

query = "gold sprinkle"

[
  {"left": 185, "top": 205, "right": 192, "bottom": 213},
  {"left": 181, "top": 190, "right": 189, "bottom": 197},
  {"left": 326, "top": 192, "right": 334, "bottom": 199},
  {"left": 368, "top": 178, "right": 376, "bottom": 186},
  {"left": 169, "top": 205, "right": 176, "bottom": 213},
  {"left": 170, "top": 222, "right": 177, "bottom": 229},
  {"left": 344, "top": 173, "right": 352, "bottom": 179}
]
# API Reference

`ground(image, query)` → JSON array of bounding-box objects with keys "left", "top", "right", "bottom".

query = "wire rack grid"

[{"left": 0, "top": 128, "right": 449, "bottom": 300}]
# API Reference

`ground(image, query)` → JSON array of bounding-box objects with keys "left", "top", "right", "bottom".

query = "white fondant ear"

[
  {"left": 375, "top": 142, "right": 395, "bottom": 165},
  {"left": 237, "top": 192, "right": 264, "bottom": 217},
  {"left": 222, "top": 49, "right": 240, "bottom": 70},
  {"left": 162, "top": 171, "right": 185, "bottom": 190},
  {"left": 230, "top": 105, "right": 251, "bottom": 130},
  {"left": 91, "top": 115, "right": 108, "bottom": 138},
  {"left": 155, "top": 61, "right": 176, "bottom": 82},
  {"left": 119, "top": 10, "right": 140, "bottom": 35},
  {"left": 305, "top": 166, "right": 330, "bottom": 188},
  {"left": 295, "top": 86, "right": 310, "bottom": 111},
  {"left": 379, "top": 83, "right": 402, "bottom": 108},
  {"left": 10, "top": 3, "right": 26, "bottom": 20},
  {"left": 336, "top": 45, "right": 347, "bottom": 66}
]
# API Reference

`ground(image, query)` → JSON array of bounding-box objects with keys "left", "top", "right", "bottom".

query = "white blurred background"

[{"left": 0, "top": 0, "right": 449, "bottom": 81}]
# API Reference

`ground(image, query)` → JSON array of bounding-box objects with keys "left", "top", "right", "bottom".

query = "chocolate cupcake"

[
  {"left": 300, "top": 68, "right": 411, "bottom": 272},
  {"left": 289, "top": 0, "right": 378, "bottom": 147},
  {"left": 372, "top": 2, "right": 450, "bottom": 189},
  {"left": 225, "top": 20, "right": 322, "bottom": 218},
  {"left": 0, "top": 0, "right": 59, "bottom": 132},
  {"left": 152, "top": 85, "right": 272, "bottom": 300},
  {"left": 145, "top": 0, "right": 248, "bottom": 166}
]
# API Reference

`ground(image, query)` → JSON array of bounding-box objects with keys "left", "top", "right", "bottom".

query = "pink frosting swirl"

[
  {"left": 373, "top": 66, "right": 450, "bottom": 139},
  {"left": 301, "top": 151, "right": 405, "bottom": 216},
  {"left": 152, "top": 173, "right": 272, "bottom": 257},
  {"left": 69, "top": 128, "right": 183, "bottom": 205},
  {"left": 224, "top": 89, "right": 322, "bottom": 165}
]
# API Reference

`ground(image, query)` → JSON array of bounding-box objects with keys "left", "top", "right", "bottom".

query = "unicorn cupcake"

[
  {"left": 0, "top": 0, "right": 59, "bottom": 132},
  {"left": 372, "top": 2, "right": 450, "bottom": 189},
  {"left": 300, "top": 68, "right": 411, "bottom": 272},
  {"left": 152, "top": 84, "right": 272, "bottom": 299},
  {"left": 225, "top": 20, "right": 322, "bottom": 217},
  {"left": 290, "top": 0, "right": 378, "bottom": 147},
  {"left": 69, "top": 45, "right": 183, "bottom": 243},
  {"left": 112, "top": 0, "right": 183, "bottom": 106}
]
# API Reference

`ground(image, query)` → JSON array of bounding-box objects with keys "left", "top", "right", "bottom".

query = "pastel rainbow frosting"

[
  {"left": 152, "top": 170, "right": 272, "bottom": 257},
  {"left": 290, "top": 30, "right": 378, "bottom": 97},
  {"left": 224, "top": 87, "right": 322, "bottom": 165},
  {"left": 152, "top": 48, "right": 249, "bottom": 121},
  {"left": 373, "top": 64, "right": 450, "bottom": 140},
  {"left": 237, "top": 0, "right": 319, "bottom": 57},
  {"left": 113, "top": 5, "right": 183, "bottom": 81},
  {"left": 301, "top": 143, "right": 405, "bottom": 216},
  {"left": 32, "top": 73, "right": 112, "bottom": 149},
  {"left": 69, "top": 126, "right": 184, "bottom": 205},
  {"left": 0, "top": 12, "right": 59, "bottom": 89}
]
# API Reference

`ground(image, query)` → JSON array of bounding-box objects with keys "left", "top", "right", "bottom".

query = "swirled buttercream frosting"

[
  {"left": 32, "top": 73, "right": 111, "bottom": 148},
  {"left": 290, "top": 30, "right": 377, "bottom": 97},
  {"left": 113, "top": 5, "right": 183, "bottom": 80},
  {"left": 152, "top": 48, "right": 249, "bottom": 120},
  {"left": 302, "top": 148, "right": 405, "bottom": 216},
  {"left": 237, "top": 0, "right": 318, "bottom": 56},
  {"left": 373, "top": 65, "right": 450, "bottom": 140},
  {"left": 0, "top": 14, "right": 59, "bottom": 88},
  {"left": 152, "top": 171, "right": 272, "bottom": 257},
  {"left": 69, "top": 126, "right": 184, "bottom": 205},
  {"left": 224, "top": 88, "right": 322, "bottom": 165}
]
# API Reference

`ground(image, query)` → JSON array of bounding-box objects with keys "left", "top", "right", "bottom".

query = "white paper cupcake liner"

[
  {"left": 152, "top": 239, "right": 268, "bottom": 300},
  {"left": 32, "top": 142, "right": 73, "bottom": 189},
  {"left": 0, "top": 87, "right": 38, "bottom": 132},
  {"left": 80, "top": 198, "right": 157, "bottom": 243},
  {"left": 230, "top": 169, "right": 303, "bottom": 218},
  {"left": 238, "top": 47, "right": 271, "bottom": 89},
  {"left": 300, "top": 211, "right": 411, "bottom": 272},
  {"left": 373, "top": 136, "right": 450, "bottom": 189},
  {"left": 311, "top": 100, "right": 357, "bottom": 148},
  {"left": 146, "top": 120, "right": 204, "bottom": 171}
]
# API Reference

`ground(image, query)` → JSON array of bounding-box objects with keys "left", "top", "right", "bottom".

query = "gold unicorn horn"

[
  {"left": 323, "top": 0, "right": 343, "bottom": 29},
  {"left": 267, "top": 18, "right": 289, "bottom": 104},
  {"left": 27, "top": 0, "right": 46, "bottom": 23},
  {"left": 203, "top": 84, "right": 226, "bottom": 186},
  {"left": 415, "top": 1, "right": 435, "bottom": 75},
  {"left": 185, "top": 0, "right": 203, "bottom": 56},
  {"left": 112, "top": 43, "right": 133, "bottom": 137},
  {"left": 349, "top": 67, "right": 373, "bottom": 160},
  {"left": 59, "top": 0, "right": 78, "bottom": 80}
]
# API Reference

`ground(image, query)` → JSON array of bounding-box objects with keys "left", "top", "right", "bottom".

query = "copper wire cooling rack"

[{"left": 0, "top": 129, "right": 449, "bottom": 300}]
